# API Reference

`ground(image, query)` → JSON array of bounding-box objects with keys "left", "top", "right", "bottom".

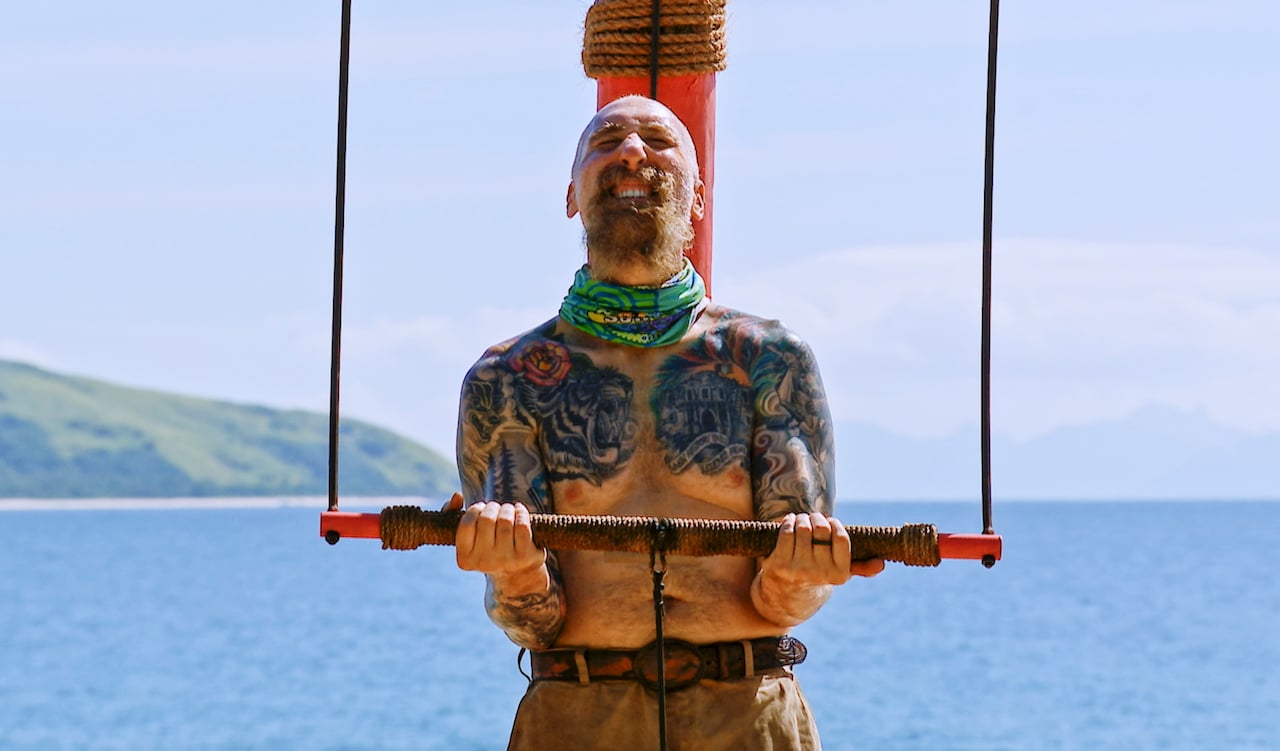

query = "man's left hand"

[{"left": 762, "top": 512, "right": 885, "bottom": 586}]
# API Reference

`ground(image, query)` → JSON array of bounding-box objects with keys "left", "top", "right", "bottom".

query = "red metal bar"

[
  {"left": 321, "top": 511, "right": 380, "bottom": 541},
  {"left": 321, "top": 511, "right": 1002, "bottom": 562},
  {"left": 937, "top": 533, "right": 1003, "bottom": 561},
  {"left": 596, "top": 73, "right": 716, "bottom": 296}
]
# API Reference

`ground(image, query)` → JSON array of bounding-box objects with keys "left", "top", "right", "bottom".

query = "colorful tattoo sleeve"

[
  {"left": 748, "top": 328, "right": 836, "bottom": 520},
  {"left": 456, "top": 326, "right": 567, "bottom": 647}
]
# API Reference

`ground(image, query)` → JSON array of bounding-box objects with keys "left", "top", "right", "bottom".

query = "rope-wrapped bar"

[
  {"left": 583, "top": 0, "right": 728, "bottom": 78},
  {"left": 380, "top": 506, "right": 942, "bottom": 567}
]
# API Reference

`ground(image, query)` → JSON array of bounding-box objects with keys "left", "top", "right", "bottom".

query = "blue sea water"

[{"left": 2, "top": 501, "right": 1277, "bottom": 751}]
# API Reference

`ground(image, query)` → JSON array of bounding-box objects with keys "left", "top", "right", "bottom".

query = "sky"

[{"left": 3, "top": 1, "right": 1278, "bottom": 479}]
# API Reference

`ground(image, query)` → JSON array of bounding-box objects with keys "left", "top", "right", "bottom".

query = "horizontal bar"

[{"left": 321, "top": 511, "right": 1002, "bottom": 562}]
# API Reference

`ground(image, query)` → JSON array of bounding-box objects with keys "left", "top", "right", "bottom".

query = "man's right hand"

[{"left": 446, "top": 494, "right": 548, "bottom": 585}]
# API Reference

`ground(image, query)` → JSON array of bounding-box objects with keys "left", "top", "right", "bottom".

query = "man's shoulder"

[
  {"left": 700, "top": 304, "right": 811, "bottom": 351},
  {"left": 467, "top": 317, "right": 564, "bottom": 376}
]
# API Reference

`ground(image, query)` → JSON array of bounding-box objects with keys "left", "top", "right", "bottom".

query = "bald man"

[{"left": 447, "top": 95, "right": 883, "bottom": 750}]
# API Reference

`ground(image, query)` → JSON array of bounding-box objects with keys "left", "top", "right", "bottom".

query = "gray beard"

[
  {"left": 582, "top": 215, "right": 692, "bottom": 281},
  {"left": 582, "top": 167, "right": 695, "bottom": 282}
]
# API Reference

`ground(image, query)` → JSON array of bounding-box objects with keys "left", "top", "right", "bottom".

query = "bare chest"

[{"left": 531, "top": 346, "right": 757, "bottom": 518}]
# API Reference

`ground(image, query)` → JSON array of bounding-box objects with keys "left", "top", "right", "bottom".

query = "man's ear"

[
  {"left": 690, "top": 178, "right": 706, "bottom": 221},
  {"left": 566, "top": 181, "right": 579, "bottom": 219}
]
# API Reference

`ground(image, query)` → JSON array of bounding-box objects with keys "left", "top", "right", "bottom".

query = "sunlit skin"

[{"left": 448, "top": 96, "right": 883, "bottom": 651}]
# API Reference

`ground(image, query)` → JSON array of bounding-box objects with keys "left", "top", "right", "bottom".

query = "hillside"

[{"left": 0, "top": 360, "right": 456, "bottom": 499}]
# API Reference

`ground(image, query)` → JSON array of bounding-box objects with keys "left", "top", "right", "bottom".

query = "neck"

[{"left": 586, "top": 251, "right": 684, "bottom": 287}]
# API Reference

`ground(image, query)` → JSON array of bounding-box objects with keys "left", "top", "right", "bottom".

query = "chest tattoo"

[
  {"left": 651, "top": 359, "right": 752, "bottom": 476},
  {"left": 537, "top": 364, "right": 636, "bottom": 484},
  {"left": 503, "top": 337, "right": 637, "bottom": 486}
]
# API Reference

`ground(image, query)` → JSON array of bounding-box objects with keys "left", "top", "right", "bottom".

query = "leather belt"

[{"left": 528, "top": 636, "right": 808, "bottom": 692}]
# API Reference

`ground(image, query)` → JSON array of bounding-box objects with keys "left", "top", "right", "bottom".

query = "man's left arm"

[{"left": 747, "top": 326, "right": 883, "bottom": 627}]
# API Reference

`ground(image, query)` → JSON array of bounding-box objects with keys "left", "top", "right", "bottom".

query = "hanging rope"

[
  {"left": 648, "top": 520, "right": 672, "bottom": 751},
  {"left": 327, "top": 0, "right": 353, "bottom": 514},
  {"left": 979, "top": 0, "right": 1000, "bottom": 564},
  {"left": 582, "top": 0, "right": 727, "bottom": 79}
]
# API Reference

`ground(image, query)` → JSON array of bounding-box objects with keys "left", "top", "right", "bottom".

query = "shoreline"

[{"left": 0, "top": 496, "right": 433, "bottom": 512}]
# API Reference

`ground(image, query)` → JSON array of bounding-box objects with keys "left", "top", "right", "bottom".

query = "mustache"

[{"left": 593, "top": 165, "right": 675, "bottom": 204}]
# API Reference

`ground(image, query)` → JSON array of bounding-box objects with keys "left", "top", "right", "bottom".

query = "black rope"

[
  {"left": 328, "top": 0, "right": 353, "bottom": 513},
  {"left": 979, "top": 0, "right": 1000, "bottom": 561},
  {"left": 649, "top": 0, "right": 661, "bottom": 98},
  {"left": 649, "top": 519, "right": 671, "bottom": 751}
]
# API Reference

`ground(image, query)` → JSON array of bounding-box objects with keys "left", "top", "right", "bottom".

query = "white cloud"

[{"left": 716, "top": 239, "right": 1280, "bottom": 439}]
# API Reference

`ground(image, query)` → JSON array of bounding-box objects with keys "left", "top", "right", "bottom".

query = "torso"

[{"left": 458, "top": 303, "right": 834, "bottom": 648}]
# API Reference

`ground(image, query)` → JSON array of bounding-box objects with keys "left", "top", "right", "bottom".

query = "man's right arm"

[{"left": 456, "top": 353, "right": 566, "bottom": 649}]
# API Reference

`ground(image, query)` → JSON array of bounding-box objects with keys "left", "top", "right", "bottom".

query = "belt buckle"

[{"left": 633, "top": 639, "right": 703, "bottom": 692}]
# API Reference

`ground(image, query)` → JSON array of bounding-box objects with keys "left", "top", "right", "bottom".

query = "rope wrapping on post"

[
  {"left": 379, "top": 506, "right": 942, "bottom": 567},
  {"left": 583, "top": 0, "right": 727, "bottom": 78}
]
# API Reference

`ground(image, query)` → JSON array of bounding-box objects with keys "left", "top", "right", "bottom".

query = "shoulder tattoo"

[
  {"left": 749, "top": 328, "right": 835, "bottom": 518},
  {"left": 460, "top": 327, "right": 637, "bottom": 493}
]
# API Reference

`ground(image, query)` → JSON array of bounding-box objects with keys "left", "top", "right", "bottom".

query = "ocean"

[{"left": 1, "top": 501, "right": 1277, "bottom": 751}]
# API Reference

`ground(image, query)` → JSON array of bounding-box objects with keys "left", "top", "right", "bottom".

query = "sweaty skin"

[{"left": 450, "top": 96, "right": 883, "bottom": 651}]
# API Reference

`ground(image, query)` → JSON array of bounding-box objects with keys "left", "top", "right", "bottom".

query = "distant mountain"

[
  {"left": 838, "top": 406, "right": 1280, "bottom": 500},
  {"left": 0, "top": 360, "right": 456, "bottom": 499}
]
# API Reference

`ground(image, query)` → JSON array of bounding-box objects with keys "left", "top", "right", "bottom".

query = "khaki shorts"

[{"left": 506, "top": 668, "right": 822, "bottom": 751}]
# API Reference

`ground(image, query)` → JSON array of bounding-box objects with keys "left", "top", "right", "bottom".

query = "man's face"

[{"left": 567, "top": 98, "right": 705, "bottom": 273}]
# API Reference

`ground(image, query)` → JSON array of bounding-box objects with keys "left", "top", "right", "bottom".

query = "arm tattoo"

[
  {"left": 750, "top": 328, "right": 835, "bottom": 519},
  {"left": 485, "top": 552, "right": 568, "bottom": 650},
  {"left": 457, "top": 323, "right": 567, "bottom": 647}
]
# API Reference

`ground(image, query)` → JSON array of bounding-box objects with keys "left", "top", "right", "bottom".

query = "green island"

[{"left": 0, "top": 359, "right": 456, "bottom": 499}]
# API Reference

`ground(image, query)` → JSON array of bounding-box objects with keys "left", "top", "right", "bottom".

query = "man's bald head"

[{"left": 571, "top": 95, "right": 699, "bottom": 176}]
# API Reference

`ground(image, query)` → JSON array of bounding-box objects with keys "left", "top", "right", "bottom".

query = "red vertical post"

[{"left": 596, "top": 74, "right": 717, "bottom": 296}]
